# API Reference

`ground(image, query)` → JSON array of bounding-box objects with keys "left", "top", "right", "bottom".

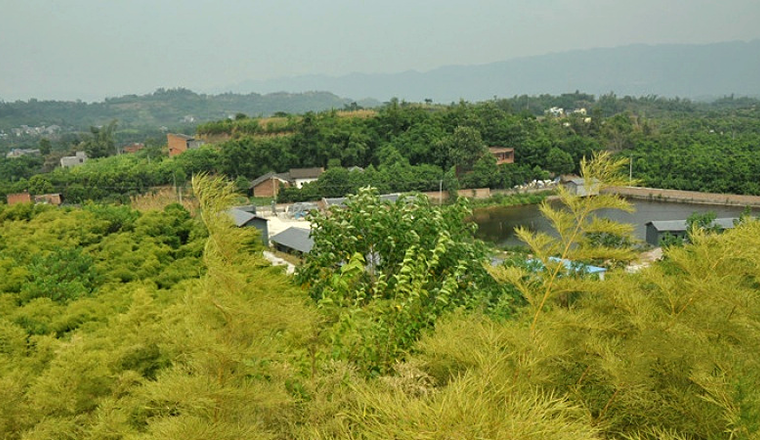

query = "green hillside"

[{"left": 0, "top": 88, "right": 361, "bottom": 134}]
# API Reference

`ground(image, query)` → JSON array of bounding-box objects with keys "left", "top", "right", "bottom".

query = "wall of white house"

[{"left": 294, "top": 178, "right": 318, "bottom": 189}]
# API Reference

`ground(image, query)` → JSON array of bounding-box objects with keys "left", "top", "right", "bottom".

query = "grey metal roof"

[
  {"left": 708, "top": 218, "right": 739, "bottom": 229},
  {"left": 270, "top": 227, "right": 314, "bottom": 254},
  {"left": 289, "top": 167, "right": 324, "bottom": 179},
  {"left": 250, "top": 172, "right": 275, "bottom": 188},
  {"left": 228, "top": 208, "right": 255, "bottom": 226},
  {"left": 169, "top": 133, "right": 194, "bottom": 140},
  {"left": 249, "top": 171, "right": 290, "bottom": 188},
  {"left": 565, "top": 177, "right": 600, "bottom": 186},
  {"left": 646, "top": 218, "right": 738, "bottom": 232},
  {"left": 235, "top": 205, "right": 257, "bottom": 214},
  {"left": 227, "top": 208, "right": 268, "bottom": 227},
  {"left": 323, "top": 197, "right": 348, "bottom": 207}
]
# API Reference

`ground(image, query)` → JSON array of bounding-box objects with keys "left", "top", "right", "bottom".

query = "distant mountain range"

[
  {"left": 3, "top": 40, "right": 758, "bottom": 137},
  {"left": 223, "top": 40, "right": 760, "bottom": 103}
]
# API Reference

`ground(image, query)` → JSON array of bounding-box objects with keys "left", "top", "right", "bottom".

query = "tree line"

[{"left": 2, "top": 93, "right": 760, "bottom": 204}]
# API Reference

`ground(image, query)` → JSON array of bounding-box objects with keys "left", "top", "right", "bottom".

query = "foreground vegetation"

[{"left": 2, "top": 155, "right": 759, "bottom": 438}]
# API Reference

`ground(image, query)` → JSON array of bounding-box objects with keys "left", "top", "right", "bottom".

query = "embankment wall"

[{"left": 605, "top": 186, "right": 760, "bottom": 208}]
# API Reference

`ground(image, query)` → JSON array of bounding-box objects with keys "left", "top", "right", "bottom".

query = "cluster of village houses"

[
  {"left": 5, "top": 142, "right": 148, "bottom": 209},
  {"left": 5, "top": 133, "right": 740, "bottom": 258},
  {"left": 2, "top": 124, "right": 61, "bottom": 138}
]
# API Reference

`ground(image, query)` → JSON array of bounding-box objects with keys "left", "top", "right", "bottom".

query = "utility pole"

[
  {"left": 629, "top": 155, "right": 633, "bottom": 184},
  {"left": 439, "top": 179, "right": 443, "bottom": 205},
  {"left": 173, "top": 172, "right": 182, "bottom": 204}
]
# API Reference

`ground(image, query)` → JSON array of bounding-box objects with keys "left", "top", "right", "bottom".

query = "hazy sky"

[{"left": 1, "top": 0, "right": 759, "bottom": 101}]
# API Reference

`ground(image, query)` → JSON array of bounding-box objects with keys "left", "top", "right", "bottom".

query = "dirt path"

[
  {"left": 626, "top": 247, "right": 663, "bottom": 273},
  {"left": 605, "top": 186, "right": 760, "bottom": 208},
  {"left": 259, "top": 211, "right": 311, "bottom": 237},
  {"left": 262, "top": 251, "right": 296, "bottom": 275}
]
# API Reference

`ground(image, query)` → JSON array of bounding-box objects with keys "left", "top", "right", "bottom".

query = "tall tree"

[
  {"left": 297, "top": 188, "right": 511, "bottom": 373},
  {"left": 82, "top": 119, "right": 118, "bottom": 158},
  {"left": 545, "top": 147, "right": 575, "bottom": 175},
  {"left": 434, "top": 126, "right": 487, "bottom": 171}
]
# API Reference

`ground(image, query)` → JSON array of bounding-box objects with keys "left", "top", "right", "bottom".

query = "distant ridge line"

[{"left": 224, "top": 40, "right": 760, "bottom": 102}]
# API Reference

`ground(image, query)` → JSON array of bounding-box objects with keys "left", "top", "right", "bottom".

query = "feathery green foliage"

[
  {"left": 0, "top": 176, "right": 321, "bottom": 438},
  {"left": 3, "top": 153, "right": 760, "bottom": 438},
  {"left": 375, "top": 218, "right": 760, "bottom": 439},
  {"left": 395, "top": 158, "right": 760, "bottom": 438},
  {"left": 490, "top": 151, "right": 638, "bottom": 332}
]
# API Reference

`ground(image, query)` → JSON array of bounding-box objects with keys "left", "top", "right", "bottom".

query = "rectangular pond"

[{"left": 473, "top": 199, "right": 759, "bottom": 246}]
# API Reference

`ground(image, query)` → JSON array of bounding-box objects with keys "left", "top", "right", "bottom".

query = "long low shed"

[
  {"left": 645, "top": 218, "right": 737, "bottom": 246},
  {"left": 270, "top": 227, "right": 314, "bottom": 255}
]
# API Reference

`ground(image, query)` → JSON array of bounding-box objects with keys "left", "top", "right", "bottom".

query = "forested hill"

[
  {"left": 228, "top": 40, "right": 760, "bottom": 102},
  {"left": 0, "top": 88, "right": 371, "bottom": 132}
]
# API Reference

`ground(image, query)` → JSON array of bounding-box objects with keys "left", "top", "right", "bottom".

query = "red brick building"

[
  {"left": 488, "top": 147, "right": 515, "bottom": 165},
  {"left": 249, "top": 168, "right": 325, "bottom": 198},
  {"left": 167, "top": 134, "right": 204, "bottom": 157},
  {"left": 6, "top": 192, "right": 32, "bottom": 205},
  {"left": 121, "top": 143, "right": 145, "bottom": 154},
  {"left": 250, "top": 172, "right": 291, "bottom": 198}
]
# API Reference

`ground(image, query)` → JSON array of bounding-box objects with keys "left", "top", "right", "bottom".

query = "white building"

[{"left": 60, "top": 151, "right": 87, "bottom": 168}]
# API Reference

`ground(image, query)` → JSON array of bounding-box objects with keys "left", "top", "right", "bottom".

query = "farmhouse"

[
  {"left": 60, "top": 151, "right": 87, "bottom": 168},
  {"left": 289, "top": 167, "right": 324, "bottom": 188},
  {"left": 249, "top": 168, "right": 325, "bottom": 198},
  {"left": 250, "top": 172, "right": 292, "bottom": 198},
  {"left": 488, "top": 147, "right": 515, "bottom": 165},
  {"left": 167, "top": 133, "right": 204, "bottom": 157}
]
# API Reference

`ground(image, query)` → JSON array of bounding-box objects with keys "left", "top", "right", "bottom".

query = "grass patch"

[
  {"left": 269, "top": 249, "right": 303, "bottom": 266},
  {"left": 470, "top": 190, "right": 554, "bottom": 209}
]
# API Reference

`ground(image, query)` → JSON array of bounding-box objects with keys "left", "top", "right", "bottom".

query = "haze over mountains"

[{"left": 224, "top": 40, "right": 760, "bottom": 103}]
